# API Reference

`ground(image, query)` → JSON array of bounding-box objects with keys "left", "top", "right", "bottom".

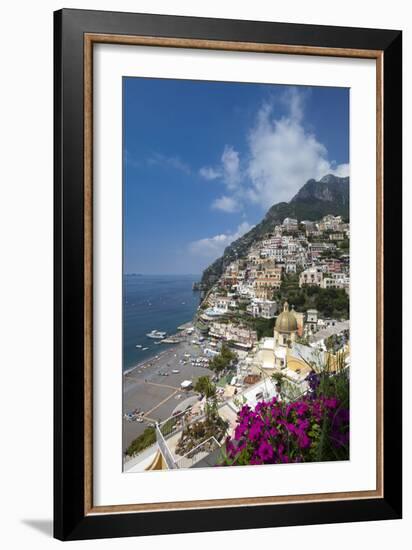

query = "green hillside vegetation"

[
  {"left": 240, "top": 316, "right": 277, "bottom": 339},
  {"left": 273, "top": 279, "right": 349, "bottom": 319}
]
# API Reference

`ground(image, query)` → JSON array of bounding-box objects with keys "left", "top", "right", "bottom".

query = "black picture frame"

[{"left": 54, "top": 8, "right": 402, "bottom": 541}]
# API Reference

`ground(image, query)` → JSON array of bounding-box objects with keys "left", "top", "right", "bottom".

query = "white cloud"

[
  {"left": 221, "top": 145, "right": 241, "bottom": 189},
  {"left": 246, "top": 89, "right": 349, "bottom": 207},
  {"left": 198, "top": 145, "right": 242, "bottom": 190},
  {"left": 281, "top": 86, "right": 304, "bottom": 122},
  {"left": 331, "top": 162, "right": 350, "bottom": 178},
  {"left": 211, "top": 195, "right": 240, "bottom": 213},
  {"left": 199, "top": 87, "right": 349, "bottom": 212},
  {"left": 199, "top": 166, "right": 221, "bottom": 180},
  {"left": 189, "top": 221, "right": 252, "bottom": 260},
  {"left": 148, "top": 153, "right": 191, "bottom": 174}
]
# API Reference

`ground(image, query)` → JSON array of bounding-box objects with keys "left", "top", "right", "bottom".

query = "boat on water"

[
  {"left": 146, "top": 330, "right": 167, "bottom": 339},
  {"left": 142, "top": 347, "right": 149, "bottom": 351},
  {"left": 135, "top": 344, "right": 143, "bottom": 348}
]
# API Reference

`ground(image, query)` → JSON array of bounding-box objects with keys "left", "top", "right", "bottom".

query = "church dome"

[{"left": 275, "top": 301, "right": 298, "bottom": 333}]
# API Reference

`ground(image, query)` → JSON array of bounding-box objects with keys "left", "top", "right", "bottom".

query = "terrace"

[
  {"left": 155, "top": 372, "right": 309, "bottom": 470},
  {"left": 155, "top": 409, "right": 222, "bottom": 469}
]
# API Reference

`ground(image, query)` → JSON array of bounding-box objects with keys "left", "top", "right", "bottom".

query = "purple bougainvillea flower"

[
  {"left": 295, "top": 403, "right": 309, "bottom": 416},
  {"left": 258, "top": 440, "right": 274, "bottom": 462},
  {"left": 235, "top": 422, "right": 248, "bottom": 440},
  {"left": 323, "top": 397, "right": 339, "bottom": 409},
  {"left": 238, "top": 405, "right": 251, "bottom": 419},
  {"left": 298, "top": 432, "right": 311, "bottom": 449},
  {"left": 248, "top": 422, "right": 263, "bottom": 441},
  {"left": 286, "top": 422, "right": 297, "bottom": 434},
  {"left": 296, "top": 418, "right": 310, "bottom": 431},
  {"left": 222, "top": 388, "right": 349, "bottom": 467},
  {"left": 269, "top": 426, "right": 279, "bottom": 438},
  {"left": 225, "top": 437, "right": 236, "bottom": 455},
  {"left": 255, "top": 401, "right": 267, "bottom": 413}
]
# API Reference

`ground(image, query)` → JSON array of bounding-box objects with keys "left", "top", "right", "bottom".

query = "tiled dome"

[{"left": 275, "top": 301, "right": 298, "bottom": 333}]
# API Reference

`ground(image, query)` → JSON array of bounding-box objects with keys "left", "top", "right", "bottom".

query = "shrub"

[
  {"left": 126, "top": 427, "right": 156, "bottom": 457},
  {"left": 176, "top": 416, "right": 228, "bottom": 456}
]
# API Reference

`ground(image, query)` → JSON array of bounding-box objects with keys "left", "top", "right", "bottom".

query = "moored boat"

[{"left": 146, "top": 330, "right": 167, "bottom": 339}]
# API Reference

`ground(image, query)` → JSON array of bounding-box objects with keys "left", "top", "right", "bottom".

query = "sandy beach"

[{"left": 123, "top": 335, "right": 213, "bottom": 452}]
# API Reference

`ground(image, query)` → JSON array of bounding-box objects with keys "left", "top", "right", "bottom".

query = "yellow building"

[
  {"left": 253, "top": 302, "right": 314, "bottom": 378},
  {"left": 274, "top": 301, "right": 298, "bottom": 348}
]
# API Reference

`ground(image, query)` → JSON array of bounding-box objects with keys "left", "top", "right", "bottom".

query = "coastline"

[
  {"left": 123, "top": 274, "right": 201, "bottom": 371},
  {"left": 123, "top": 320, "right": 195, "bottom": 377},
  {"left": 122, "top": 323, "right": 212, "bottom": 453},
  {"left": 123, "top": 347, "right": 175, "bottom": 377}
]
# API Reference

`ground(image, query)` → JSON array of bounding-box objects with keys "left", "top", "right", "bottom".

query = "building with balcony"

[
  {"left": 247, "top": 299, "right": 278, "bottom": 319},
  {"left": 321, "top": 273, "right": 350, "bottom": 291},
  {"left": 299, "top": 266, "right": 323, "bottom": 287},
  {"left": 282, "top": 217, "right": 299, "bottom": 232}
]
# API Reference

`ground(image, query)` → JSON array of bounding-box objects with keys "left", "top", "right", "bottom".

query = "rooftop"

[{"left": 309, "top": 321, "right": 349, "bottom": 344}]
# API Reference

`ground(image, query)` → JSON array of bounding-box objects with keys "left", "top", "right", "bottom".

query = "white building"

[
  {"left": 247, "top": 299, "right": 278, "bottom": 319},
  {"left": 214, "top": 296, "right": 237, "bottom": 312},
  {"left": 306, "top": 309, "right": 318, "bottom": 333},
  {"left": 209, "top": 322, "right": 257, "bottom": 349},
  {"left": 282, "top": 217, "right": 298, "bottom": 232},
  {"left": 321, "top": 273, "right": 350, "bottom": 291},
  {"left": 299, "top": 267, "right": 323, "bottom": 287},
  {"left": 319, "top": 214, "right": 343, "bottom": 232}
]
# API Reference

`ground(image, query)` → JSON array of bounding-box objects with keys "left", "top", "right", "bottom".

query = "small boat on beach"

[
  {"left": 161, "top": 338, "right": 179, "bottom": 344},
  {"left": 146, "top": 330, "right": 167, "bottom": 339}
]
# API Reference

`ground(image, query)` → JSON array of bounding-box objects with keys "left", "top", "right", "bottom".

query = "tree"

[
  {"left": 209, "top": 344, "right": 237, "bottom": 373},
  {"left": 209, "top": 354, "right": 227, "bottom": 373},
  {"left": 271, "top": 371, "right": 284, "bottom": 393},
  {"left": 320, "top": 248, "right": 341, "bottom": 259},
  {"left": 194, "top": 376, "right": 216, "bottom": 399},
  {"left": 220, "top": 343, "right": 236, "bottom": 363},
  {"left": 194, "top": 376, "right": 219, "bottom": 422},
  {"left": 339, "top": 238, "right": 350, "bottom": 251}
]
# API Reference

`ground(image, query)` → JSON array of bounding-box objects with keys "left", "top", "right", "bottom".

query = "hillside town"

[
  {"left": 124, "top": 213, "right": 350, "bottom": 472},
  {"left": 198, "top": 213, "right": 349, "bottom": 337}
]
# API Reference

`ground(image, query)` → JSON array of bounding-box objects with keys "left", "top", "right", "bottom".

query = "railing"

[
  {"left": 156, "top": 407, "right": 223, "bottom": 470},
  {"left": 156, "top": 427, "right": 178, "bottom": 470},
  {"left": 158, "top": 408, "right": 187, "bottom": 438},
  {"left": 174, "top": 436, "right": 221, "bottom": 469}
]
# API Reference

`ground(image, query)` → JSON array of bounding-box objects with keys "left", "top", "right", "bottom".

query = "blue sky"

[{"left": 123, "top": 78, "right": 349, "bottom": 275}]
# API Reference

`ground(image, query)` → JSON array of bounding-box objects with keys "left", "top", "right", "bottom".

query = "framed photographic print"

[{"left": 54, "top": 9, "right": 402, "bottom": 541}]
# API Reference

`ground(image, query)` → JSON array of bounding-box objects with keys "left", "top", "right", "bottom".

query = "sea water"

[{"left": 123, "top": 274, "right": 201, "bottom": 371}]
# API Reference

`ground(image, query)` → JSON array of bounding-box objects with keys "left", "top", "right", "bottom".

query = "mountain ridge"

[{"left": 200, "top": 174, "right": 349, "bottom": 289}]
